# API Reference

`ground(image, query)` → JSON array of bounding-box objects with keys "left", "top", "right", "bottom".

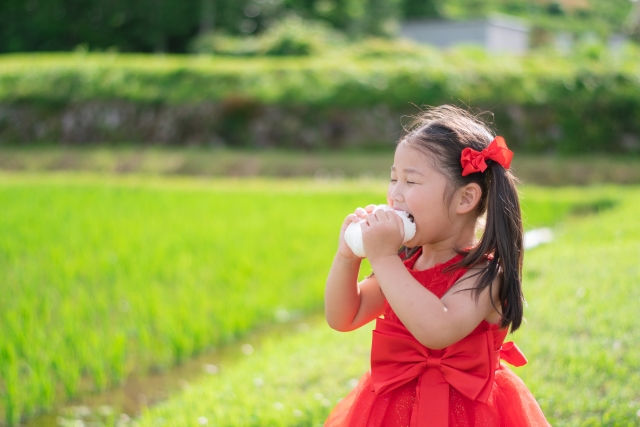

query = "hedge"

[{"left": 0, "top": 49, "right": 639, "bottom": 153}]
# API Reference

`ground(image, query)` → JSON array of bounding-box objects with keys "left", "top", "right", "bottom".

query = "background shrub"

[
  {"left": 190, "top": 16, "right": 346, "bottom": 57},
  {"left": 0, "top": 44, "right": 639, "bottom": 153}
]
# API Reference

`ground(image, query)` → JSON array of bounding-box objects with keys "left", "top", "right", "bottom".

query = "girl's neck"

[
  {"left": 413, "top": 245, "right": 459, "bottom": 271},
  {"left": 414, "top": 222, "right": 477, "bottom": 270}
]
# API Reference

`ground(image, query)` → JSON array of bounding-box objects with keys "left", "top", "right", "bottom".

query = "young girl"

[{"left": 324, "top": 106, "right": 550, "bottom": 427}]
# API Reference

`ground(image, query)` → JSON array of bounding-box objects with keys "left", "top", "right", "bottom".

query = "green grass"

[
  {"left": 0, "top": 174, "right": 383, "bottom": 425},
  {"left": 0, "top": 172, "right": 629, "bottom": 425},
  {"left": 136, "top": 316, "right": 374, "bottom": 427},
  {"left": 517, "top": 188, "right": 640, "bottom": 425},
  {"left": 134, "top": 185, "right": 640, "bottom": 427},
  {"left": 1, "top": 146, "right": 640, "bottom": 185}
]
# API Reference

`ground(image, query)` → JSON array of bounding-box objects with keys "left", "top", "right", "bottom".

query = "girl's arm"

[
  {"left": 363, "top": 210, "right": 500, "bottom": 350},
  {"left": 324, "top": 256, "right": 386, "bottom": 331},
  {"left": 325, "top": 207, "right": 386, "bottom": 332}
]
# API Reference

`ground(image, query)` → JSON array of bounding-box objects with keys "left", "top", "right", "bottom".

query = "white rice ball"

[{"left": 344, "top": 204, "right": 416, "bottom": 258}]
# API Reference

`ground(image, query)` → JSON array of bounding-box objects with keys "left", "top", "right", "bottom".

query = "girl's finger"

[
  {"left": 341, "top": 214, "right": 357, "bottom": 228},
  {"left": 366, "top": 213, "right": 378, "bottom": 224},
  {"left": 375, "top": 209, "right": 389, "bottom": 220},
  {"left": 345, "top": 213, "right": 359, "bottom": 223},
  {"left": 364, "top": 205, "right": 376, "bottom": 213},
  {"left": 354, "top": 207, "right": 367, "bottom": 218}
]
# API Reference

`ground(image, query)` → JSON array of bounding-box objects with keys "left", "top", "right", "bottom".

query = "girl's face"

[{"left": 387, "top": 142, "right": 458, "bottom": 247}]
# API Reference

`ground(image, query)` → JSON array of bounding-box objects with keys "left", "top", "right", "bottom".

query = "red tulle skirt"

[{"left": 325, "top": 363, "right": 550, "bottom": 427}]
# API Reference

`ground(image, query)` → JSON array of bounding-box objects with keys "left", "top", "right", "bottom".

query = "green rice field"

[
  {"left": 137, "top": 185, "right": 640, "bottom": 427},
  {"left": 0, "top": 172, "right": 638, "bottom": 426}
]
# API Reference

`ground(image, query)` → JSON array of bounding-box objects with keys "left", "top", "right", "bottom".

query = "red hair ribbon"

[{"left": 460, "top": 136, "right": 513, "bottom": 177}]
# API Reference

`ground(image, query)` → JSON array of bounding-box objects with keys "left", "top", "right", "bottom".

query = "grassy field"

[
  {"left": 0, "top": 173, "right": 634, "bottom": 425},
  {"left": 133, "top": 185, "right": 640, "bottom": 427},
  {"left": 0, "top": 175, "right": 380, "bottom": 425},
  {"left": 1, "top": 146, "right": 640, "bottom": 185}
]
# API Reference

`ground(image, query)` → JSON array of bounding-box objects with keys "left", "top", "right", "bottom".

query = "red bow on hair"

[{"left": 460, "top": 136, "right": 514, "bottom": 177}]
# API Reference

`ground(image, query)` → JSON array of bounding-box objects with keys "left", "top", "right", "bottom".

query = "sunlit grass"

[
  {"left": 137, "top": 185, "right": 640, "bottom": 427},
  {"left": 138, "top": 316, "right": 373, "bottom": 427},
  {"left": 0, "top": 173, "right": 625, "bottom": 425},
  {"left": 0, "top": 174, "right": 380, "bottom": 425},
  {"left": 516, "top": 187, "right": 640, "bottom": 426}
]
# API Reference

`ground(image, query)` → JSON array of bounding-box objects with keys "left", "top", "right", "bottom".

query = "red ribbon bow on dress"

[
  {"left": 370, "top": 318, "right": 526, "bottom": 427},
  {"left": 460, "top": 136, "right": 514, "bottom": 177}
]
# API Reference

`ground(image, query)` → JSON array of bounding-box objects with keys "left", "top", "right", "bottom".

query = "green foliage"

[
  {"left": 0, "top": 0, "right": 401, "bottom": 54},
  {"left": 400, "top": 0, "right": 443, "bottom": 19},
  {"left": 0, "top": 0, "right": 204, "bottom": 53},
  {"left": 1, "top": 47, "right": 639, "bottom": 153},
  {"left": 0, "top": 0, "right": 634, "bottom": 53},
  {"left": 260, "top": 15, "right": 345, "bottom": 56},
  {"left": 299, "top": 0, "right": 402, "bottom": 37},
  {"left": 346, "top": 37, "right": 436, "bottom": 59},
  {"left": 136, "top": 185, "right": 640, "bottom": 426},
  {"left": 574, "top": 40, "right": 608, "bottom": 61},
  {"left": 441, "top": 0, "right": 634, "bottom": 38},
  {"left": 190, "top": 33, "right": 263, "bottom": 57},
  {"left": 191, "top": 16, "right": 346, "bottom": 56}
]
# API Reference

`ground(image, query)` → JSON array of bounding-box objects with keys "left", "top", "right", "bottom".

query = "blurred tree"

[
  {"left": 0, "top": 0, "right": 401, "bottom": 51},
  {"left": 0, "top": 0, "right": 201, "bottom": 52},
  {"left": 364, "top": 0, "right": 402, "bottom": 36},
  {"left": 0, "top": 0, "right": 635, "bottom": 52},
  {"left": 625, "top": 1, "right": 640, "bottom": 42},
  {"left": 200, "top": 0, "right": 216, "bottom": 34},
  {"left": 401, "top": 0, "right": 443, "bottom": 19},
  {"left": 230, "top": 0, "right": 402, "bottom": 38},
  {"left": 547, "top": 1, "right": 565, "bottom": 15}
]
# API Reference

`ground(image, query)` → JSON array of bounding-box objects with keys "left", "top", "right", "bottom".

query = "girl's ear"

[{"left": 455, "top": 183, "right": 482, "bottom": 214}]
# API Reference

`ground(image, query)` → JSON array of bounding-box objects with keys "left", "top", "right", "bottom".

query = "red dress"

[{"left": 325, "top": 251, "right": 550, "bottom": 427}]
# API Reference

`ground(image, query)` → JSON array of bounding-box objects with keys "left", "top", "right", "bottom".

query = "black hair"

[{"left": 398, "top": 105, "right": 524, "bottom": 332}]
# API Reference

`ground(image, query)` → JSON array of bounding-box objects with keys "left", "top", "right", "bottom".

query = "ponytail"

[
  {"left": 456, "top": 162, "right": 524, "bottom": 332},
  {"left": 397, "top": 105, "right": 525, "bottom": 332}
]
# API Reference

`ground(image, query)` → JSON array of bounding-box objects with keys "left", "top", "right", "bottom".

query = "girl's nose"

[{"left": 388, "top": 187, "right": 404, "bottom": 204}]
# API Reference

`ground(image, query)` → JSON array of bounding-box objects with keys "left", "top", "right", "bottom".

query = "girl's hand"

[
  {"left": 361, "top": 209, "right": 404, "bottom": 261},
  {"left": 337, "top": 205, "right": 376, "bottom": 259}
]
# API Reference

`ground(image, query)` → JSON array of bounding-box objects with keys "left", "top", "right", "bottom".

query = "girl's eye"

[
  {"left": 407, "top": 181, "right": 416, "bottom": 185},
  {"left": 390, "top": 179, "right": 397, "bottom": 183}
]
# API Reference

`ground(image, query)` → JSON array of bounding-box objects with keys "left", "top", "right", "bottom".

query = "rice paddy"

[
  {"left": 137, "top": 185, "right": 640, "bottom": 427},
  {"left": 0, "top": 172, "right": 636, "bottom": 426}
]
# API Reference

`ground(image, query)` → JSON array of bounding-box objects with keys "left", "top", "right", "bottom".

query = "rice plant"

[
  {"left": 137, "top": 185, "right": 640, "bottom": 427},
  {"left": 0, "top": 173, "right": 610, "bottom": 425}
]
